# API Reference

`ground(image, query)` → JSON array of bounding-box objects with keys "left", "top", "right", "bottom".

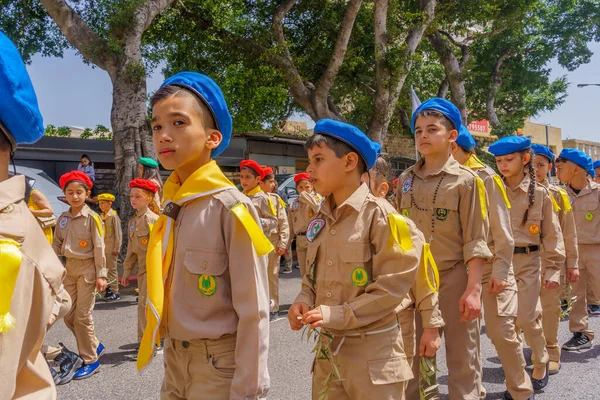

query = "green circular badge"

[
  {"left": 198, "top": 275, "right": 217, "bottom": 296},
  {"left": 586, "top": 212, "right": 594, "bottom": 221},
  {"left": 351, "top": 267, "right": 369, "bottom": 288},
  {"left": 435, "top": 208, "right": 449, "bottom": 221},
  {"left": 402, "top": 208, "right": 409, "bottom": 217}
]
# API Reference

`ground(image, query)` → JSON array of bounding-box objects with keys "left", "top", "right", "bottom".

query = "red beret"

[
  {"left": 263, "top": 167, "right": 274, "bottom": 177},
  {"left": 392, "top": 178, "right": 399, "bottom": 186},
  {"left": 240, "top": 160, "right": 265, "bottom": 179},
  {"left": 294, "top": 172, "right": 311, "bottom": 183},
  {"left": 129, "top": 178, "right": 159, "bottom": 194},
  {"left": 59, "top": 171, "right": 93, "bottom": 190}
]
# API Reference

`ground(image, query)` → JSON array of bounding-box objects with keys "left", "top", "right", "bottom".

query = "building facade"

[{"left": 562, "top": 138, "right": 600, "bottom": 162}]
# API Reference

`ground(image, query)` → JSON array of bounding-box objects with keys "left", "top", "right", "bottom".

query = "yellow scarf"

[
  {"left": 137, "top": 160, "right": 272, "bottom": 370},
  {"left": 246, "top": 185, "right": 277, "bottom": 216}
]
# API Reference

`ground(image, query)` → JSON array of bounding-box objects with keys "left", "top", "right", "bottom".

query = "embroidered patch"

[
  {"left": 59, "top": 217, "right": 68, "bottom": 229},
  {"left": 586, "top": 212, "right": 594, "bottom": 221},
  {"left": 351, "top": 267, "right": 369, "bottom": 288},
  {"left": 306, "top": 218, "right": 325, "bottom": 243},
  {"left": 402, "top": 178, "right": 413, "bottom": 194},
  {"left": 435, "top": 208, "right": 449, "bottom": 221},
  {"left": 529, "top": 224, "right": 540, "bottom": 235},
  {"left": 402, "top": 208, "right": 409, "bottom": 217},
  {"left": 291, "top": 200, "right": 300, "bottom": 211},
  {"left": 198, "top": 275, "right": 217, "bottom": 296},
  {"left": 79, "top": 240, "right": 89, "bottom": 248},
  {"left": 308, "top": 210, "right": 314, "bottom": 218},
  {"left": 141, "top": 237, "right": 149, "bottom": 245},
  {"left": 129, "top": 221, "right": 135, "bottom": 232}
]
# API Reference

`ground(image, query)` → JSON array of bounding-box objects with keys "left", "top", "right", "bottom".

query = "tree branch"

[
  {"left": 487, "top": 49, "right": 514, "bottom": 128},
  {"left": 39, "top": 0, "right": 113, "bottom": 70},
  {"left": 135, "top": 0, "right": 177, "bottom": 33}
]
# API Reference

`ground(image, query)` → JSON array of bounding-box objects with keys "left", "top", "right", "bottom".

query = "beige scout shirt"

[
  {"left": 396, "top": 156, "right": 492, "bottom": 272},
  {"left": 53, "top": 204, "right": 106, "bottom": 278},
  {"left": 123, "top": 208, "right": 158, "bottom": 276},
  {"left": 397, "top": 261, "right": 445, "bottom": 330},
  {"left": 469, "top": 161, "right": 515, "bottom": 281},
  {"left": 565, "top": 179, "right": 600, "bottom": 245},
  {"left": 289, "top": 191, "right": 321, "bottom": 235},
  {"left": 540, "top": 180, "right": 579, "bottom": 270},
  {"left": 504, "top": 175, "right": 565, "bottom": 283},
  {"left": 245, "top": 186, "right": 278, "bottom": 238},
  {"left": 102, "top": 209, "right": 122, "bottom": 254},
  {"left": 267, "top": 192, "right": 290, "bottom": 249},
  {"left": 0, "top": 175, "right": 65, "bottom": 399},
  {"left": 165, "top": 187, "right": 269, "bottom": 398},
  {"left": 294, "top": 183, "right": 423, "bottom": 336}
]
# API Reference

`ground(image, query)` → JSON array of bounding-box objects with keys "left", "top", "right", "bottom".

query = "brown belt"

[{"left": 514, "top": 245, "right": 539, "bottom": 254}]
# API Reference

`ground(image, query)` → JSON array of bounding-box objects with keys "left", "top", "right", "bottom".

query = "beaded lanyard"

[{"left": 409, "top": 172, "right": 446, "bottom": 243}]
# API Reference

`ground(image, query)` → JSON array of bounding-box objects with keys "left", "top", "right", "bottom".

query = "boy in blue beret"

[
  {"left": 555, "top": 148, "right": 600, "bottom": 350},
  {"left": 139, "top": 72, "right": 272, "bottom": 399},
  {"left": 452, "top": 126, "right": 534, "bottom": 398},
  {"left": 0, "top": 32, "right": 66, "bottom": 398},
  {"left": 288, "top": 119, "right": 424, "bottom": 400},
  {"left": 532, "top": 144, "right": 579, "bottom": 374},
  {"left": 397, "top": 99, "right": 492, "bottom": 399}
]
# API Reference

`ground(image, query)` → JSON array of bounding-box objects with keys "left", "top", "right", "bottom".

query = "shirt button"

[
  {"left": 330, "top": 229, "right": 336, "bottom": 235},
  {"left": 326, "top": 292, "right": 332, "bottom": 298},
  {"left": 327, "top": 260, "right": 333, "bottom": 266},
  {"left": 182, "top": 341, "right": 190, "bottom": 348},
  {"left": 202, "top": 261, "right": 209, "bottom": 268},
  {"left": 424, "top": 180, "right": 428, "bottom": 183}
]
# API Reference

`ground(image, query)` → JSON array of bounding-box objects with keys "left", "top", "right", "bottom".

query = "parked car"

[
  {"left": 11, "top": 165, "right": 70, "bottom": 219},
  {"left": 277, "top": 175, "right": 298, "bottom": 206}
]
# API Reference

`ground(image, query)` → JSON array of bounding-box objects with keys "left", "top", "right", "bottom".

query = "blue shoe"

[
  {"left": 96, "top": 343, "right": 105, "bottom": 358},
  {"left": 588, "top": 304, "right": 600, "bottom": 315},
  {"left": 73, "top": 361, "right": 100, "bottom": 380}
]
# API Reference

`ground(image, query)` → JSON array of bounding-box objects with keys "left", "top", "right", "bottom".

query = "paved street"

[{"left": 47, "top": 268, "right": 600, "bottom": 400}]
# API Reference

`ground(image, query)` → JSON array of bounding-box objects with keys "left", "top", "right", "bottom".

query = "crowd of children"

[{"left": 2, "top": 29, "right": 600, "bottom": 400}]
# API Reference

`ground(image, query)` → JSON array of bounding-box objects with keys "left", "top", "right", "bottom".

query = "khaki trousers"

[
  {"left": 312, "top": 325, "right": 411, "bottom": 400},
  {"left": 63, "top": 258, "right": 99, "bottom": 364},
  {"left": 137, "top": 272, "right": 147, "bottom": 343},
  {"left": 161, "top": 334, "right": 237, "bottom": 400},
  {"left": 569, "top": 244, "right": 600, "bottom": 339},
  {"left": 481, "top": 264, "right": 533, "bottom": 399},
  {"left": 267, "top": 250, "right": 280, "bottom": 312},
  {"left": 540, "top": 264, "right": 564, "bottom": 362},
  {"left": 105, "top": 239, "right": 119, "bottom": 293},
  {"left": 513, "top": 252, "right": 548, "bottom": 368},
  {"left": 297, "top": 235, "right": 309, "bottom": 277},
  {"left": 42, "top": 345, "right": 62, "bottom": 361}
]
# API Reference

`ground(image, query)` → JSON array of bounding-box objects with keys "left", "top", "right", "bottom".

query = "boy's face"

[
  {"left": 130, "top": 187, "right": 151, "bottom": 210},
  {"left": 306, "top": 143, "right": 351, "bottom": 197},
  {"left": 414, "top": 115, "right": 457, "bottom": 156},
  {"left": 555, "top": 159, "right": 578, "bottom": 184},
  {"left": 595, "top": 168, "right": 600, "bottom": 183},
  {"left": 532, "top": 155, "right": 551, "bottom": 182},
  {"left": 80, "top": 158, "right": 90, "bottom": 167},
  {"left": 64, "top": 182, "right": 89, "bottom": 208},
  {"left": 260, "top": 177, "right": 276, "bottom": 193},
  {"left": 495, "top": 152, "right": 529, "bottom": 179},
  {"left": 99, "top": 200, "right": 112, "bottom": 213},
  {"left": 296, "top": 179, "right": 313, "bottom": 194},
  {"left": 151, "top": 95, "right": 221, "bottom": 173},
  {"left": 239, "top": 169, "right": 260, "bottom": 192}
]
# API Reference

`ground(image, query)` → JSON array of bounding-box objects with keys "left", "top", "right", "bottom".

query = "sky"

[{"left": 26, "top": 41, "right": 600, "bottom": 141}]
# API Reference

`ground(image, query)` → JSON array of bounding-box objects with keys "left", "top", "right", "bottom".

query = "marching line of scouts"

[{"left": 2, "top": 29, "right": 600, "bottom": 400}]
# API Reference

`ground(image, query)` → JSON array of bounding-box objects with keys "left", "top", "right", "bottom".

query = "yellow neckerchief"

[
  {"left": 245, "top": 185, "right": 262, "bottom": 197},
  {"left": 101, "top": 209, "right": 116, "bottom": 221},
  {"left": 246, "top": 185, "right": 277, "bottom": 216},
  {"left": 137, "top": 160, "right": 272, "bottom": 371},
  {"left": 277, "top": 196, "right": 286, "bottom": 209},
  {"left": 557, "top": 187, "right": 572, "bottom": 213},
  {"left": 464, "top": 154, "right": 486, "bottom": 170}
]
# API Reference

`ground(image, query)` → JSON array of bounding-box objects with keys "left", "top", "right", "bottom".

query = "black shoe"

[
  {"left": 56, "top": 343, "right": 84, "bottom": 385},
  {"left": 531, "top": 362, "right": 549, "bottom": 391},
  {"left": 560, "top": 299, "right": 569, "bottom": 312},
  {"left": 48, "top": 362, "right": 61, "bottom": 385},
  {"left": 104, "top": 288, "right": 120, "bottom": 301},
  {"left": 281, "top": 268, "right": 293, "bottom": 274},
  {"left": 269, "top": 311, "right": 281, "bottom": 321},
  {"left": 562, "top": 332, "right": 593, "bottom": 351}
]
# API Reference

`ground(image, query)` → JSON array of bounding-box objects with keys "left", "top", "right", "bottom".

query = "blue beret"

[
  {"left": 161, "top": 72, "right": 232, "bottom": 158},
  {"left": 488, "top": 136, "right": 531, "bottom": 156},
  {"left": 0, "top": 32, "right": 44, "bottom": 146},
  {"left": 531, "top": 144, "right": 555, "bottom": 163},
  {"left": 411, "top": 98, "right": 462, "bottom": 133},
  {"left": 589, "top": 167, "right": 596, "bottom": 178},
  {"left": 456, "top": 125, "right": 476, "bottom": 151},
  {"left": 558, "top": 148, "right": 593, "bottom": 172},
  {"left": 313, "top": 119, "right": 379, "bottom": 169},
  {"left": 594, "top": 160, "right": 600, "bottom": 170}
]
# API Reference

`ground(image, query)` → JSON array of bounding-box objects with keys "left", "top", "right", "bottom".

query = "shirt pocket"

[
  {"left": 526, "top": 208, "right": 543, "bottom": 239},
  {"left": 339, "top": 242, "right": 372, "bottom": 290},
  {"left": 368, "top": 355, "right": 413, "bottom": 384},
  {"left": 579, "top": 202, "right": 599, "bottom": 236},
  {"left": 183, "top": 248, "right": 230, "bottom": 310},
  {"left": 399, "top": 195, "right": 412, "bottom": 217},
  {"left": 136, "top": 225, "right": 150, "bottom": 248},
  {"left": 433, "top": 193, "right": 459, "bottom": 225},
  {"left": 74, "top": 228, "right": 92, "bottom": 250}
]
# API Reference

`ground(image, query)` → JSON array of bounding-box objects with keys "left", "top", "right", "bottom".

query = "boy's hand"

[
  {"left": 96, "top": 277, "right": 107, "bottom": 293},
  {"left": 121, "top": 273, "right": 131, "bottom": 287},
  {"left": 419, "top": 328, "right": 441, "bottom": 357},
  {"left": 276, "top": 248, "right": 286, "bottom": 256},
  {"left": 303, "top": 307, "right": 324, "bottom": 329},
  {"left": 288, "top": 302, "right": 310, "bottom": 330},
  {"left": 543, "top": 280, "right": 559, "bottom": 290},
  {"left": 568, "top": 268, "right": 579, "bottom": 283},
  {"left": 459, "top": 284, "right": 482, "bottom": 322},
  {"left": 487, "top": 278, "right": 509, "bottom": 296}
]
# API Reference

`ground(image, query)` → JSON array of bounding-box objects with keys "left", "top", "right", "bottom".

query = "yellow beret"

[{"left": 98, "top": 193, "right": 115, "bottom": 202}]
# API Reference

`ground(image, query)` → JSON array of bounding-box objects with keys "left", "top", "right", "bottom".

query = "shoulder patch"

[{"left": 215, "top": 189, "right": 244, "bottom": 211}]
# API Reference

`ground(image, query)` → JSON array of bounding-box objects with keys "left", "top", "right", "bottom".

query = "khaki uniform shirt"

[
  {"left": 541, "top": 180, "right": 579, "bottom": 270},
  {"left": 294, "top": 183, "right": 423, "bottom": 336},
  {"left": 53, "top": 204, "right": 106, "bottom": 278},
  {"left": 245, "top": 186, "right": 278, "bottom": 238},
  {"left": 0, "top": 175, "right": 65, "bottom": 399},
  {"left": 505, "top": 175, "right": 565, "bottom": 282},
  {"left": 102, "top": 209, "right": 122, "bottom": 255},
  {"left": 267, "top": 192, "right": 290, "bottom": 249},
  {"left": 565, "top": 179, "right": 600, "bottom": 245},
  {"left": 396, "top": 156, "right": 492, "bottom": 272},
  {"left": 289, "top": 192, "right": 321, "bottom": 235},
  {"left": 123, "top": 208, "right": 158, "bottom": 276},
  {"left": 165, "top": 187, "right": 269, "bottom": 398}
]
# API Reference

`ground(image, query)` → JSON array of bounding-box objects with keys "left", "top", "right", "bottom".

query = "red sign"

[{"left": 467, "top": 120, "right": 489, "bottom": 134}]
